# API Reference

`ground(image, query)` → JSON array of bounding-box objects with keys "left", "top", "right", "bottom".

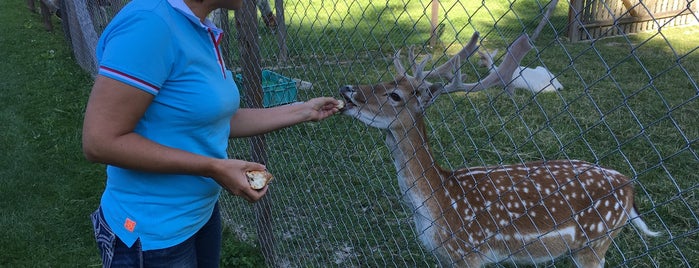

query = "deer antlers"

[
  {"left": 394, "top": 32, "right": 481, "bottom": 81},
  {"left": 393, "top": 32, "right": 533, "bottom": 101}
]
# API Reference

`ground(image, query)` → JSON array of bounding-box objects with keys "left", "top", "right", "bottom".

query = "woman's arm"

[
  {"left": 229, "top": 97, "right": 339, "bottom": 138},
  {"left": 82, "top": 76, "right": 267, "bottom": 202}
]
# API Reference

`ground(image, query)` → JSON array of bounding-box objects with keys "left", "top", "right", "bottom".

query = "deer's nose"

[{"left": 339, "top": 85, "right": 355, "bottom": 94}]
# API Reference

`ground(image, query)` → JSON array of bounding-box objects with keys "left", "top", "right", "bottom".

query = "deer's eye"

[{"left": 388, "top": 92, "right": 402, "bottom": 102}]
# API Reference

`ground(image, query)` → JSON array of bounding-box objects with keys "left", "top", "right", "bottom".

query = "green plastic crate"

[{"left": 234, "top": 70, "right": 298, "bottom": 108}]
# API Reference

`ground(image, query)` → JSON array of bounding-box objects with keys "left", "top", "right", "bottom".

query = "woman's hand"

[
  {"left": 229, "top": 97, "right": 340, "bottom": 138},
  {"left": 210, "top": 159, "right": 269, "bottom": 203},
  {"left": 303, "top": 97, "right": 340, "bottom": 122}
]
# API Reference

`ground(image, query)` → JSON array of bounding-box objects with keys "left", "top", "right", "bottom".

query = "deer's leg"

[
  {"left": 453, "top": 253, "right": 482, "bottom": 268},
  {"left": 431, "top": 247, "right": 481, "bottom": 268},
  {"left": 572, "top": 248, "right": 604, "bottom": 268},
  {"left": 571, "top": 233, "right": 617, "bottom": 268}
]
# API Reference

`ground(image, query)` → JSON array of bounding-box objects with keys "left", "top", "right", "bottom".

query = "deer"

[
  {"left": 338, "top": 32, "right": 659, "bottom": 267},
  {"left": 477, "top": 47, "right": 563, "bottom": 94}
]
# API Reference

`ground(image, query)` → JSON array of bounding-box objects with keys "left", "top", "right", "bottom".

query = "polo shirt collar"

[{"left": 167, "top": 0, "right": 223, "bottom": 35}]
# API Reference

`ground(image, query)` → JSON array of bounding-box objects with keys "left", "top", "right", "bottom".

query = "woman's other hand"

[{"left": 210, "top": 159, "right": 269, "bottom": 203}]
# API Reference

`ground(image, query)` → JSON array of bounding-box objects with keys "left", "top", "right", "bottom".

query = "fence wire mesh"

[{"left": 56, "top": 0, "right": 697, "bottom": 266}]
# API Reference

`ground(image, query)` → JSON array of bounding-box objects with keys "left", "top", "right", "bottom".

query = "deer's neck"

[
  {"left": 385, "top": 117, "right": 445, "bottom": 209},
  {"left": 384, "top": 117, "right": 447, "bottom": 250}
]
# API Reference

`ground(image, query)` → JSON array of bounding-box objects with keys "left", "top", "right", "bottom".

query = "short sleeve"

[{"left": 96, "top": 11, "right": 175, "bottom": 95}]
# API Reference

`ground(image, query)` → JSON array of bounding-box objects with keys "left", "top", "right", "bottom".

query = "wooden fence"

[{"left": 569, "top": 0, "right": 698, "bottom": 41}]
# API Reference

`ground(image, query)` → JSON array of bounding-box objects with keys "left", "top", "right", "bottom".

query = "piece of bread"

[
  {"left": 246, "top": 170, "right": 274, "bottom": 190},
  {"left": 336, "top": 99, "right": 345, "bottom": 110}
]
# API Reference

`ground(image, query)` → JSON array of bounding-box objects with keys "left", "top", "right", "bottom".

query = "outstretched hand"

[{"left": 304, "top": 97, "right": 340, "bottom": 122}]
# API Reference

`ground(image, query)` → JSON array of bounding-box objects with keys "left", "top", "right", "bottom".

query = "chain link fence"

[{"left": 52, "top": 0, "right": 697, "bottom": 266}]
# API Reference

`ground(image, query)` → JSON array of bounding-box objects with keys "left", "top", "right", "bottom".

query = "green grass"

[{"left": 0, "top": 2, "right": 99, "bottom": 266}]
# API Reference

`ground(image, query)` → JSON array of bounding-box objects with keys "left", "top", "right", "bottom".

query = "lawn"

[{"left": 0, "top": 0, "right": 101, "bottom": 265}]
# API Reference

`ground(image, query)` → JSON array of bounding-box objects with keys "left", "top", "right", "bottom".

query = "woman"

[{"left": 82, "top": 0, "right": 339, "bottom": 266}]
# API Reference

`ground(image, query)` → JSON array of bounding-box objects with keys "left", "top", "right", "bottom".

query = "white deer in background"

[
  {"left": 478, "top": 47, "right": 563, "bottom": 94},
  {"left": 338, "top": 32, "right": 658, "bottom": 267}
]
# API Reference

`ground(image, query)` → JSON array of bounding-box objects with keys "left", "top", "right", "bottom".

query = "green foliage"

[{"left": 220, "top": 228, "right": 266, "bottom": 268}]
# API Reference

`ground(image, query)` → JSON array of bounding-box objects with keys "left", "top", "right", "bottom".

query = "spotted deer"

[{"left": 338, "top": 32, "right": 659, "bottom": 267}]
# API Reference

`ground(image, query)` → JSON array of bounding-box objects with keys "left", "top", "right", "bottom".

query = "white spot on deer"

[
  {"left": 468, "top": 235, "right": 476, "bottom": 244},
  {"left": 596, "top": 222, "right": 605, "bottom": 233},
  {"left": 463, "top": 212, "right": 473, "bottom": 222},
  {"left": 508, "top": 211, "right": 520, "bottom": 218},
  {"left": 494, "top": 233, "right": 511, "bottom": 241},
  {"left": 456, "top": 248, "right": 467, "bottom": 257},
  {"left": 605, "top": 211, "right": 613, "bottom": 222}
]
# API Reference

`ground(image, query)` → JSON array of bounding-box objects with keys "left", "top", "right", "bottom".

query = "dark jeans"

[{"left": 90, "top": 203, "right": 222, "bottom": 268}]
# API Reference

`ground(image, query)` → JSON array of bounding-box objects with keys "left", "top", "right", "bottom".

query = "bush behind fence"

[{"left": 54, "top": 0, "right": 697, "bottom": 266}]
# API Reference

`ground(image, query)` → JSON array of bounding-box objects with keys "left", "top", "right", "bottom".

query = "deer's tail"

[{"left": 629, "top": 204, "right": 661, "bottom": 237}]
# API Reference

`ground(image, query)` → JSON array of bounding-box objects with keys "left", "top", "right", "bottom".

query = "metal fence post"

[{"left": 235, "top": 2, "right": 277, "bottom": 267}]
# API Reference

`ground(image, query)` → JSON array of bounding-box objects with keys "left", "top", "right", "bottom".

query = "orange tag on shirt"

[{"left": 124, "top": 218, "right": 136, "bottom": 232}]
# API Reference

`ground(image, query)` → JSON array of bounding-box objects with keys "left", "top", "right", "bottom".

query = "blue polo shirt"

[{"left": 95, "top": 0, "right": 239, "bottom": 250}]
